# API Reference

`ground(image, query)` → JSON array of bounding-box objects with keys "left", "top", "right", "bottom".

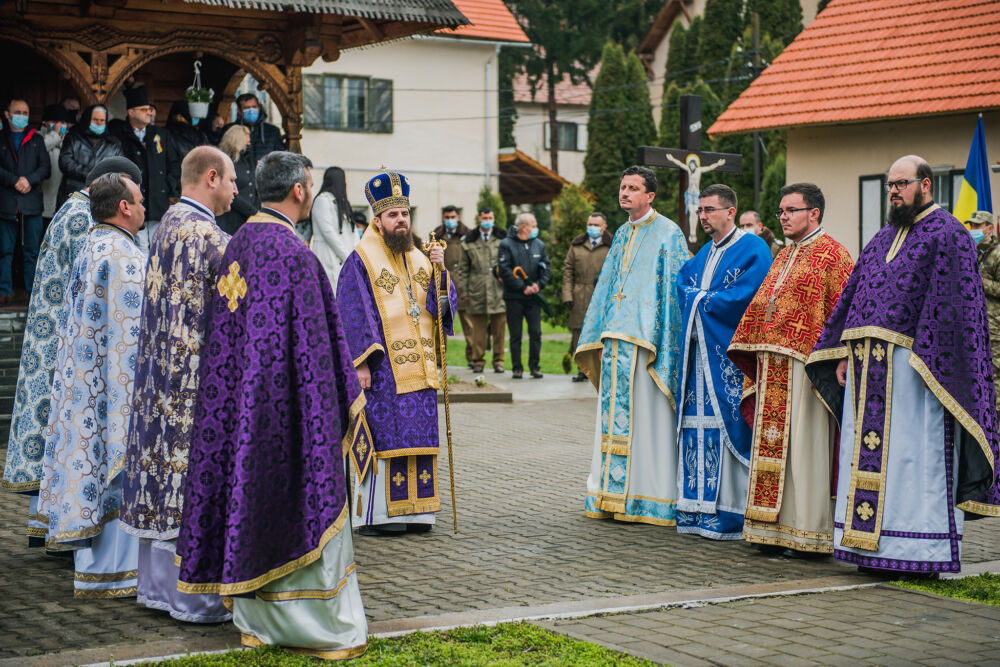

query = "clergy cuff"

[{"left": 353, "top": 343, "right": 384, "bottom": 369}]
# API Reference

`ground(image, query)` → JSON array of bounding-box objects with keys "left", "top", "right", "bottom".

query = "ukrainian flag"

[{"left": 954, "top": 115, "right": 993, "bottom": 225}]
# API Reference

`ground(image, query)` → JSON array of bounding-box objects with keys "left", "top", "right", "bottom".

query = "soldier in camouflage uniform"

[{"left": 970, "top": 210, "right": 1000, "bottom": 413}]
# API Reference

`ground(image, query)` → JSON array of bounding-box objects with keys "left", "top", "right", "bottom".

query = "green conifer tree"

[
  {"left": 663, "top": 22, "right": 688, "bottom": 89},
  {"left": 546, "top": 185, "right": 594, "bottom": 328},
  {"left": 760, "top": 152, "right": 786, "bottom": 240},
  {"left": 743, "top": 0, "right": 802, "bottom": 46},
  {"left": 583, "top": 42, "right": 628, "bottom": 226},
  {"left": 694, "top": 0, "right": 744, "bottom": 84},
  {"left": 622, "top": 51, "right": 657, "bottom": 170}
]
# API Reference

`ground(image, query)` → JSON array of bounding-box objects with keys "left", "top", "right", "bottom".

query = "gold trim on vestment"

[
  {"left": 1, "top": 479, "right": 41, "bottom": 492},
  {"left": 841, "top": 327, "right": 913, "bottom": 349},
  {"left": 254, "top": 563, "right": 356, "bottom": 601},
  {"left": 355, "top": 225, "right": 439, "bottom": 394},
  {"left": 576, "top": 333, "right": 677, "bottom": 409},
  {"left": 744, "top": 352, "right": 794, "bottom": 523},
  {"left": 177, "top": 504, "right": 350, "bottom": 596},
  {"left": 26, "top": 526, "right": 46, "bottom": 537},
  {"left": 610, "top": 513, "right": 677, "bottom": 527},
  {"left": 885, "top": 204, "right": 939, "bottom": 263},
  {"left": 241, "top": 633, "right": 368, "bottom": 660},
  {"left": 374, "top": 447, "right": 440, "bottom": 459},
  {"left": 46, "top": 509, "right": 120, "bottom": 547},
  {"left": 247, "top": 211, "right": 297, "bottom": 234},
  {"left": 74, "top": 586, "right": 137, "bottom": 599},
  {"left": 959, "top": 500, "right": 1000, "bottom": 516},
  {"left": 729, "top": 342, "right": 811, "bottom": 365},
  {"left": 75, "top": 569, "right": 138, "bottom": 583},
  {"left": 352, "top": 343, "right": 384, "bottom": 370},
  {"left": 742, "top": 519, "right": 834, "bottom": 553},
  {"left": 805, "top": 345, "right": 848, "bottom": 365},
  {"left": 385, "top": 455, "right": 441, "bottom": 517}
]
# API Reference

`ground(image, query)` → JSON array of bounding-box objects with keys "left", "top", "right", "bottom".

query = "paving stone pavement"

[
  {"left": 3, "top": 397, "right": 1000, "bottom": 662},
  {"left": 536, "top": 585, "right": 1000, "bottom": 666}
]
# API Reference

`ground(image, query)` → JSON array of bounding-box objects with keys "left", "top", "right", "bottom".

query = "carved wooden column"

[{"left": 282, "top": 66, "right": 303, "bottom": 154}]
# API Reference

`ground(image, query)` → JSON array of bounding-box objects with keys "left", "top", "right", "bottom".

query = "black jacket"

[
  {"left": 109, "top": 119, "right": 177, "bottom": 221},
  {"left": 216, "top": 150, "right": 259, "bottom": 235},
  {"left": 497, "top": 235, "right": 550, "bottom": 301},
  {"left": 57, "top": 127, "right": 124, "bottom": 204},
  {"left": 0, "top": 127, "right": 51, "bottom": 219},
  {"left": 165, "top": 119, "right": 208, "bottom": 185},
  {"left": 221, "top": 115, "right": 285, "bottom": 167}
]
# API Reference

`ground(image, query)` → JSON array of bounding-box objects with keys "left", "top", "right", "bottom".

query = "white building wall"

[
  {"left": 786, "top": 111, "right": 1000, "bottom": 256},
  {"left": 512, "top": 102, "right": 588, "bottom": 184},
  {"left": 301, "top": 37, "right": 500, "bottom": 235}
]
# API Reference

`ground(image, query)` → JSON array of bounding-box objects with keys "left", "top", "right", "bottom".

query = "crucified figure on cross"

[{"left": 666, "top": 153, "right": 727, "bottom": 244}]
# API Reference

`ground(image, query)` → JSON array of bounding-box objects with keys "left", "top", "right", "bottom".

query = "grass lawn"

[
  {"left": 444, "top": 318, "right": 575, "bottom": 376},
  {"left": 893, "top": 572, "right": 1000, "bottom": 607},
  {"left": 145, "top": 623, "right": 654, "bottom": 666}
]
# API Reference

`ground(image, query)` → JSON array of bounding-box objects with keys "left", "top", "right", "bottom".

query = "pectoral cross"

[
  {"left": 612, "top": 291, "right": 627, "bottom": 308},
  {"left": 764, "top": 296, "right": 778, "bottom": 322}
]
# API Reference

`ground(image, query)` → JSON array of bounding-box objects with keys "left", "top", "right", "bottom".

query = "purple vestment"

[
  {"left": 122, "top": 202, "right": 230, "bottom": 540},
  {"left": 808, "top": 204, "right": 1000, "bottom": 518},
  {"left": 176, "top": 215, "right": 366, "bottom": 595},
  {"left": 336, "top": 251, "right": 456, "bottom": 467}
]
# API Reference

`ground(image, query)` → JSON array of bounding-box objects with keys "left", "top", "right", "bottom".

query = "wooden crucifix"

[{"left": 637, "top": 95, "right": 743, "bottom": 247}]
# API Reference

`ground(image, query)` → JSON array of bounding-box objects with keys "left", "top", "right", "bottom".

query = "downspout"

[{"left": 485, "top": 46, "right": 498, "bottom": 188}]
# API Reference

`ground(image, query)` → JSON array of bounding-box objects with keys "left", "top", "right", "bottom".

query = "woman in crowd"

[
  {"left": 309, "top": 166, "right": 357, "bottom": 290},
  {"left": 215, "top": 124, "right": 258, "bottom": 235},
  {"left": 57, "top": 105, "right": 122, "bottom": 206}
]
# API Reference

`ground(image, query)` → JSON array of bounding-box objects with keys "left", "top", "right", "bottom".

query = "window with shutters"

[
  {"left": 543, "top": 121, "right": 585, "bottom": 151},
  {"left": 303, "top": 75, "right": 393, "bottom": 133}
]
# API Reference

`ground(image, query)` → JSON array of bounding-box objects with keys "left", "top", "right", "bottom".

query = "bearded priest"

[
  {"left": 807, "top": 155, "right": 1000, "bottom": 575},
  {"left": 336, "top": 171, "right": 456, "bottom": 536},
  {"left": 728, "top": 183, "right": 854, "bottom": 556}
]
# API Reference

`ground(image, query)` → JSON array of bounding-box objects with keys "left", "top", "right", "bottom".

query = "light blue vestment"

[
  {"left": 676, "top": 230, "right": 771, "bottom": 538},
  {"left": 38, "top": 223, "right": 146, "bottom": 597},
  {"left": 577, "top": 211, "right": 689, "bottom": 525}
]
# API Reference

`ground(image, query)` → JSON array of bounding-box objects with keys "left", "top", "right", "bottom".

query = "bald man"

[
  {"left": 806, "top": 155, "right": 1000, "bottom": 576},
  {"left": 121, "top": 145, "right": 237, "bottom": 621}
]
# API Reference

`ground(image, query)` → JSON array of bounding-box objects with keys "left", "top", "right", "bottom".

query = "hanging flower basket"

[{"left": 185, "top": 60, "right": 213, "bottom": 119}]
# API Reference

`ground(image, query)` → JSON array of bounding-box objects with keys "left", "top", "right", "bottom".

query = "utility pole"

[{"left": 752, "top": 12, "right": 762, "bottom": 210}]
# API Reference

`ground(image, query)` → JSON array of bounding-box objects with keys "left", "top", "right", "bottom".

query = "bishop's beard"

[
  {"left": 886, "top": 189, "right": 926, "bottom": 228},
  {"left": 383, "top": 228, "right": 415, "bottom": 254}
]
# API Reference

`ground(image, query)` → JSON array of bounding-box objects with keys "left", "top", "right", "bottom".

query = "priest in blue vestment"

[
  {"left": 675, "top": 184, "right": 771, "bottom": 539},
  {"left": 2, "top": 157, "right": 140, "bottom": 546},
  {"left": 336, "top": 170, "right": 456, "bottom": 536},
  {"left": 38, "top": 172, "right": 147, "bottom": 597},
  {"left": 577, "top": 166, "right": 689, "bottom": 526}
]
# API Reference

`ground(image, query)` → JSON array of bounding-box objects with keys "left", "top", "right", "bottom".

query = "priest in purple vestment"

[
  {"left": 807, "top": 155, "right": 999, "bottom": 576},
  {"left": 336, "top": 170, "right": 456, "bottom": 536},
  {"left": 122, "top": 146, "right": 236, "bottom": 623},
  {"left": 176, "top": 152, "right": 368, "bottom": 658}
]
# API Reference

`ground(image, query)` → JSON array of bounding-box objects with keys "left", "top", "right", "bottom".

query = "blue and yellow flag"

[{"left": 954, "top": 115, "right": 993, "bottom": 225}]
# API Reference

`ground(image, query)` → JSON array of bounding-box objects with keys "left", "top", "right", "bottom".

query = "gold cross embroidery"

[
  {"left": 872, "top": 343, "right": 885, "bottom": 362},
  {"left": 856, "top": 501, "right": 875, "bottom": 521},
  {"left": 414, "top": 267, "right": 431, "bottom": 291},
  {"left": 854, "top": 342, "right": 865, "bottom": 361},
  {"left": 612, "top": 291, "right": 626, "bottom": 308},
  {"left": 419, "top": 469, "right": 431, "bottom": 484},
  {"left": 356, "top": 437, "right": 368, "bottom": 461},
  {"left": 392, "top": 472, "right": 406, "bottom": 487},
  {"left": 217, "top": 262, "right": 247, "bottom": 313},
  {"left": 375, "top": 269, "right": 399, "bottom": 294},
  {"left": 864, "top": 431, "right": 881, "bottom": 451}
]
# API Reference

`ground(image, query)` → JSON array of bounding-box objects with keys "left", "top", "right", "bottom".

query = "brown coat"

[
  {"left": 562, "top": 231, "right": 612, "bottom": 329},
  {"left": 458, "top": 226, "right": 507, "bottom": 314}
]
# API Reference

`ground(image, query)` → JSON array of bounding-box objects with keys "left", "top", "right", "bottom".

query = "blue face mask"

[
  {"left": 191, "top": 117, "right": 201, "bottom": 126},
  {"left": 242, "top": 108, "right": 260, "bottom": 123},
  {"left": 971, "top": 229, "right": 986, "bottom": 244},
  {"left": 89, "top": 123, "right": 106, "bottom": 136},
  {"left": 443, "top": 218, "right": 458, "bottom": 230},
  {"left": 528, "top": 228, "right": 539, "bottom": 240},
  {"left": 480, "top": 220, "right": 494, "bottom": 231},
  {"left": 9, "top": 114, "right": 28, "bottom": 131},
  {"left": 586, "top": 225, "right": 602, "bottom": 239}
]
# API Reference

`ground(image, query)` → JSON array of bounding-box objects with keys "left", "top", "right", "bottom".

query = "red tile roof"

[
  {"left": 512, "top": 67, "right": 598, "bottom": 106},
  {"left": 436, "top": 0, "right": 530, "bottom": 43},
  {"left": 710, "top": 0, "right": 1000, "bottom": 136}
]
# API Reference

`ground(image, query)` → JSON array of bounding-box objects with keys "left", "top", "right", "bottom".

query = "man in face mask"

[
  {"left": 224, "top": 93, "right": 285, "bottom": 168},
  {"left": 0, "top": 99, "right": 51, "bottom": 304},
  {"left": 458, "top": 207, "right": 508, "bottom": 373},
  {"left": 431, "top": 205, "right": 474, "bottom": 367},
  {"left": 563, "top": 212, "right": 612, "bottom": 381}
]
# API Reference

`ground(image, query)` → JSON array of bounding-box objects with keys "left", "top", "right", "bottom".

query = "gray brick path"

[
  {"left": 536, "top": 585, "right": 1000, "bottom": 666},
  {"left": 3, "top": 397, "right": 1000, "bottom": 663}
]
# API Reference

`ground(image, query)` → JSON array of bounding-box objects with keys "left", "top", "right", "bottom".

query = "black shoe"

[
  {"left": 406, "top": 523, "right": 433, "bottom": 533},
  {"left": 782, "top": 548, "right": 829, "bottom": 560},
  {"left": 530, "top": 370, "right": 543, "bottom": 379},
  {"left": 512, "top": 370, "right": 523, "bottom": 379},
  {"left": 571, "top": 372, "right": 587, "bottom": 382},
  {"left": 358, "top": 524, "right": 407, "bottom": 537},
  {"left": 756, "top": 544, "right": 785, "bottom": 556}
]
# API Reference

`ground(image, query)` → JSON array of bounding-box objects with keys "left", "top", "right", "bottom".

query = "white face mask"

[{"left": 743, "top": 227, "right": 758, "bottom": 236}]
